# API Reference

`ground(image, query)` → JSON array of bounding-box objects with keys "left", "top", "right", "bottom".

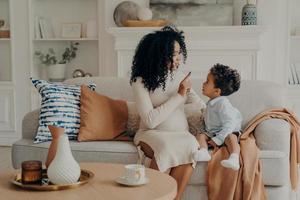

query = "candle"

[{"left": 21, "top": 160, "right": 42, "bottom": 184}]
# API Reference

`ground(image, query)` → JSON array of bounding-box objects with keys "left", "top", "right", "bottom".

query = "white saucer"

[{"left": 115, "top": 176, "right": 149, "bottom": 186}]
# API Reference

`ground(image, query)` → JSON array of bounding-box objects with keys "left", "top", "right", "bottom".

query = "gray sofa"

[{"left": 12, "top": 77, "right": 292, "bottom": 200}]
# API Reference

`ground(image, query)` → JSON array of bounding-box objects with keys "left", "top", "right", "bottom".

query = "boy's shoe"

[
  {"left": 193, "top": 148, "right": 211, "bottom": 162},
  {"left": 221, "top": 153, "right": 240, "bottom": 171}
]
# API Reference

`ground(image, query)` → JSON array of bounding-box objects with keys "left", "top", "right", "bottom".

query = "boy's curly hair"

[
  {"left": 210, "top": 63, "right": 241, "bottom": 96},
  {"left": 130, "top": 25, "right": 187, "bottom": 92}
]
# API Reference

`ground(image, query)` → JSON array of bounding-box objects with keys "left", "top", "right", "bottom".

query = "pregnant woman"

[{"left": 130, "top": 25, "right": 205, "bottom": 200}]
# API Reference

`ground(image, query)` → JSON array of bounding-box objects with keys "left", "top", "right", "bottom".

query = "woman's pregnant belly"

[{"left": 155, "top": 109, "right": 189, "bottom": 131}]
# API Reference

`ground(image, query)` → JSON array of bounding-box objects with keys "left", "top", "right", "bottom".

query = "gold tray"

[{"left": 11, "top": 169, "right": 94, "bottom": 191}]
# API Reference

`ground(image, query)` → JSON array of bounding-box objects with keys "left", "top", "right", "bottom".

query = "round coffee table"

[{"left": 0, "top": 163, "right": 177, "bottom": 200}]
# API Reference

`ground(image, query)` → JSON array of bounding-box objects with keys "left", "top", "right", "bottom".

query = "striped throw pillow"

[{"left": 31, "top": 78, "right": 96, "bottom": 143}]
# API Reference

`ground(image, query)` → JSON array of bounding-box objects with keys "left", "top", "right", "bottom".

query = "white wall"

[
  {"left": 99, "top": 0, "right": 149, "bottom": 76},
  {"left": 12, "top": 0, "right": 31, "bottom": 142},
  {"left": 257, "top": 0, "right": 289, "bottom": 84},
  {"left": 0, "top": 0, "right": 291, "bottom": 145},
  {"left": 99, "top": 0, "right": 289, "bottom": 85},
  {"left": 290, "top": 0, "right": 300, "bottom": 64},
  {"left": 291, "top": 0, "right": 300, "bottom": 35},
  {"left": 1, "top": 0, "right": 32, "bottom": 145}
]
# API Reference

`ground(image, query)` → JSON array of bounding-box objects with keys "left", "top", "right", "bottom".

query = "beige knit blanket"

[{"left": 206, "top": 108, "right": 300, "bottom": 200}]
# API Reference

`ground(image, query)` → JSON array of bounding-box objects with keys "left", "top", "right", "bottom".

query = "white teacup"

[{"left": 124, "top": 164, "right": 145, "bottom": 183}]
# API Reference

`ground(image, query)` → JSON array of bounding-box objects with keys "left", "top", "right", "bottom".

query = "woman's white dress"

[{"left": 132, "top": 70, "right": 206, "bottom": 172}]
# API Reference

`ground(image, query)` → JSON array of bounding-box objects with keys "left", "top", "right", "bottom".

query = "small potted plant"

[{"left": 35, "top": 42, "right": 79, "bottom": 81}]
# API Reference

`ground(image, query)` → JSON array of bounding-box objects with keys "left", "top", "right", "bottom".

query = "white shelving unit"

[
  {"left": 0, "top": 0, "right": 12, "bottom": 82},
  {"left": 0, "top": 0, "right": 296, "bottom": 146},
  {"left": 289, "top": 0, "right": 300, "bottom": 82},
  {"left": 287, "top": 0, "right": 300, "bottom": 117},
  {"left": 107, "top": 25, "right": 265, "bottom": 79},
  {"left": 28, "top": 0, "right": 100, "bottom": 81},
  {"left": 28, "top": 0, "right": 100, "bottom": 110},
  {"left": 0, "top": 0, "right": 16, "bottom": 145}
]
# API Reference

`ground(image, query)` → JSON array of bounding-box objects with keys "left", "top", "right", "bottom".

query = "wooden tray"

[
  {"left": 123, "top": 20, "right": 169, "bottom": 27},
  {"left": 11, "top": 169, "right": 94, "bottom": 191}
]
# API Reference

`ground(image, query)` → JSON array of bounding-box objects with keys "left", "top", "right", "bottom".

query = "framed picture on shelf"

[{"left": 61, "top": 23, "right": 81, "bottom": 38}]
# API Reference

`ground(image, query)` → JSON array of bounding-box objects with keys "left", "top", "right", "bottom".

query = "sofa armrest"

[
  {"left": 22, "top": 109, "right": 40, "bottom": 139},
  {"left": 254, "top": 119, "right": 291, "bottom": 157}
]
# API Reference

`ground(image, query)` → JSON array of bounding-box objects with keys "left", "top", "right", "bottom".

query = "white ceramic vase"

[
  {"left": 47, "top": 134, "right": 81, "bottom": 184},
  {"left": 47, "top": 63, "right": 66, "bottom": 81}
]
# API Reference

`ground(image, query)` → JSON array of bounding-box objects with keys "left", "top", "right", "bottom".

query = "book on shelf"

[
  {"left": 289, "top": 64, "right": 295, "bottom": 84},
  {"left": 290, "top": 63, "right": 300, "bottom": 85},
  {"left": 34, "top": 16, "right": 41, "bottom": 39},
  {"left": 288, "top": 65, "right": 293, "bottom": 84},
  {"left": 293, "top": 64, "right": 299, "bottom": 84},
  {"left": 294, "top": 63, "right": 300, "bottom": 84},
  {"left": 44, "top": 18, "right": 55, "bottom": 38},
  {"left": 35, "top": 16, "right": 54, "bottom": 39}
]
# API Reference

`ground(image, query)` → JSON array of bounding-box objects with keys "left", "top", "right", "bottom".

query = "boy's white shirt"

[{"left": 204, "top": 96, "right": 242, "bottom": 146}]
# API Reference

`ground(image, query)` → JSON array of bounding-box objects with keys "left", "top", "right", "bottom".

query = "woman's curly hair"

[
  {"left": 210, "top": 63, "right": 241, "bottom": 96},
  {"left": 130, "top": 25, "right": 187, "bottom": 92}
]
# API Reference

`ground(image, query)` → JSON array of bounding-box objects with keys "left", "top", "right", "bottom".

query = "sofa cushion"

[
  {"left": 31, "top": 78, "right": 96, "bottom": 143},
  {"left": 184, "top": 102, "right": 205, "bottom": 135},
  {"left": 228, "top": 80, "right": 286, "bottom": 128},
  {"left": 189, "top": 150, "right": 289, "bottom": 186},
  {"left": 64, "top": 78, "right": 286, "bottom": 128},
  {"left": 65, "top": 77, "right": 286, "bottom": 132},
  {"left": 11, "top": 139, "right": 138, "bottom": 169},
  {"left": 12, "top": 138, "right": 288, "bottom": 187},
  {"left": 190, "top": 79, "right": 286, "bottom": 129},
  {"left": 124, "top": 101, "right": 205, "bottom": 135},
  {"left": 64, "top": 77, "right": 135, "bottom": 101},
  {"left": 78, "top": 85, "right": 128, "bottom": 141},
  {"left": 255, "top": 118, "right": 291, "bottom": 156}
]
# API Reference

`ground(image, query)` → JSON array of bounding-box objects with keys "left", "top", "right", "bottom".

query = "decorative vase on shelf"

[
  {"left": 47, "top": 133, "right": 81, "bottom": 185},
  {"left": 137, "top": 7, "right": 153, "bottom": 21},
  {"left": 47, "top": 63, "right": 66, "bottom": 82},
  {"left": 241, "top": 1, "right": 257, "bottom": 25}
]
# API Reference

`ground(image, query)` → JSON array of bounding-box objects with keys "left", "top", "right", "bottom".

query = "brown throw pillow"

[{"left": 78, "top": 85, "right": 128, "bottom": 141}]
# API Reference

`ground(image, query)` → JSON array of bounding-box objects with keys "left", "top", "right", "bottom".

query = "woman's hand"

[{"left": 178, "top": 76, "right": 192, "bottom": 97}]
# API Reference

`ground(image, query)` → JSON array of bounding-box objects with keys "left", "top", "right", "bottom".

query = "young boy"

[{"left": 193, "top": 63, "right": 242, "bottom": 171}]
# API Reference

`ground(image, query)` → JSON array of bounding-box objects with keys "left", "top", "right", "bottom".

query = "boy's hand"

[{"left": 208, "top": 140, "right": 217, "bottom": 148}]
